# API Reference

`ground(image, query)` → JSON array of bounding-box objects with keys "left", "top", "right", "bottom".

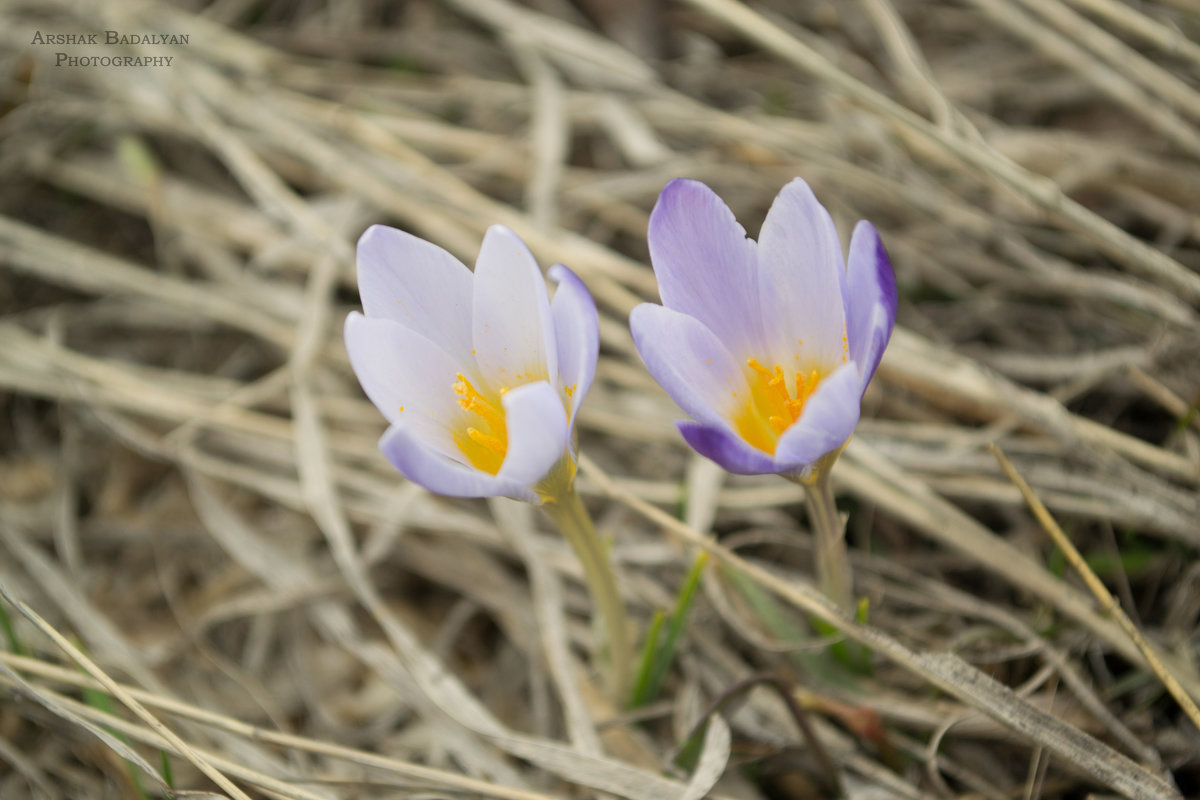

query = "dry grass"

[{"left": 1, "top": 0, "right": 1199, "bottom": 798}]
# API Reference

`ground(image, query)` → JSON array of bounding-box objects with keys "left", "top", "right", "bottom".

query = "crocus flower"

[
  {"left": 631, "top": 178, "right": 896, "bottom": 477},
  {"left": 345, "top": 224, "right": 598, "bottom": 502}
]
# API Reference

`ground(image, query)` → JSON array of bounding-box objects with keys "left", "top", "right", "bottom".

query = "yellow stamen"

[
  {"left": 732, "top": 358, "right": 827, "bottom": 455},
  {"left": 451, "top": 373, "right": 508, "bottom": 474},
  {"left": 747, "top": 358, "right": 774, "bottom": 384},
  {"left": 769, "top": 365, "right": 789, "bottom": 404},
  {"left": 466, "top": 427, "right": 505, "bottom": 456},
  {"left": 455, "top": 374, "right": 505, "bottom": 430}
]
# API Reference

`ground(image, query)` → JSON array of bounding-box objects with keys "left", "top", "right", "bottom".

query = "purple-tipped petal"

[
  {"left": 548, "top": 264, "right": 598, "bottom": 422},
  {"left": 756, "top": 178, "right": 848, "bottom": 368},
  {"left": 677, "top": 421, "right": 778, "bottom": 475},
  {"left": 773, "top": 362, "right": 862, "bottom": 469},
  {"left": 845, "top": 221, "right": 897, "bottom": 392},
  {"left": 497, "top": 381, "right": 569, "bottom": 488},
  {"left": 356, "top": 225, "right": 475, "bottom": 361},
  {"left": 630, "top": 303, "right": 748, "bottom": 428},
  {"left": 380, "top": 423, "right": 535, "bottom": 502},
  {"left": 344, "top": 312, "right": 462, "bottom": 455},
  {"left": 648, "top": 179, "right": 764, "bottom": 357},
  {"left": 472, "top": 225, "right": 558, "bottom": 391},
  {"left": 636, "top": 178, "right": 895, "bottom": 479}
]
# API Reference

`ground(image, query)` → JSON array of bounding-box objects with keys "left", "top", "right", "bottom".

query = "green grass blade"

[
  {"left": 629, "top": 610, "right": 666, "bottom": 708},
  {"left": 629, "top": 552, "right": 709, "bottom": 707},
  {"left": 0, "top": 600, "right": 26, "bottom": 656}
]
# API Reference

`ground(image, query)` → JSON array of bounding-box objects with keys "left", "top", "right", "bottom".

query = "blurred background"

[{"left": 1, "top": 1, "right": 1199, "bottom": 798}]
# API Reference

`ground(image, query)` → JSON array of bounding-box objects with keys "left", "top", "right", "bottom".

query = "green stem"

[
  {"left": 542, "top": 484, "right": 633, "bottom": 703},
  {"left": 798, "top": 470, "right": 853, "bottom": 612}
]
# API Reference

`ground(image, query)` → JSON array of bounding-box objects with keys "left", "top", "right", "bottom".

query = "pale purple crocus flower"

[
  {"left": 631, "top": 178, "right": 897, "bottom": 478},
  {"left": 345, "top": 224, "right": 598, "bottom": 503}
]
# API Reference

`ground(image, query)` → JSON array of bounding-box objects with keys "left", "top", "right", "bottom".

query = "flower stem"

[
  {"left": 797, "top": 469, "right": 853, "bottom": 612},
  {"left": 542, "top": 484, "right": 633, "bottom": 703}
]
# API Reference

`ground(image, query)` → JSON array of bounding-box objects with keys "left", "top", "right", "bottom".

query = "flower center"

[
  {"left": 452, "top": 373, "right": 508, "bottom": 474},
  {"left": 731, "top": 358, "right": 824, "bottom": 455}
]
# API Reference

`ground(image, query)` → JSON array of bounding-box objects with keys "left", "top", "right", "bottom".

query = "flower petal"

[
  {"left": 677, "top": 421, "right": 778, "bottom": 475},
  {"left": 344, "top": 312, "right": 463, "bottom": 455},
  {"left": 472, "top": 225, "right": 558, "bottom": 392},
  {"left": 648, "top": 179, "right": 763, "bottom": 356},
  {"left": 356, "top": 225, "right": 475, "bottom": 361},
  {"left": 756, "top": 178, "right": 848, "bottom": 368},
  {"left": 630, "top": 303, "right": 749, "bottom": 427},
  {"left": 773, "top": 362, "right": 862, "bottom": 469},
  {"left": 497, "top": 381, "right": 569, "bottom": 488},
  {"left": 845, "top": 221, "right": 897, "bottom": 392},
  {"left": 548, "top": 264, "right": 598, "bottom": 423},
  {"left": 380, "top": 423, "right": 535, "bottom": 502}
]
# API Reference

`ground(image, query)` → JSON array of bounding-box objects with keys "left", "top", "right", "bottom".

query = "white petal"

[
  {"left": 356, "top": 225, "right": 475, "bottom": 361},
  {"left": 497, "top": 381, "right": 569, "bottom": 488},
  {"left": 630, "top": 303, "right": 750, "bottom": 428},
  {"left": 773, "top": 362, "right": 861, "bottom": 469},
  {"left": 648, "top": 179, "right": 764, "bottom": 356},
  {"left": 471, "top": 226, "right": 558, "bottom": 392},
  {"left": 380, "top": 423, "right": 535, "bottom": 502},
  {"left": 548, "top": 264, "right": 599, "bottom": 423},
  {"left": 344, "top": 312, "right": 463, "bottom": 456},
  {"left": 756, "top": 179, "right": 849, "bottom": 369}
]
